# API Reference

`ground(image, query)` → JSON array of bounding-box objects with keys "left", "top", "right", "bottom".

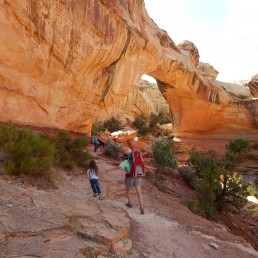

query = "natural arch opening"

[
  {"left": 95, "top": 74, "right": 175, "bottom": 136},
  {"left": 138, "top": 74, "right": 175, "bottom": 135}
]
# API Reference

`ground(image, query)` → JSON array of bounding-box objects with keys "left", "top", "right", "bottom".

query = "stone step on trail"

[{"left": 0, "top": 178, "right": 133, "bottom": 257}]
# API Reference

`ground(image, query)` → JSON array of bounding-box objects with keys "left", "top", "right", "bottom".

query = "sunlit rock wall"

[
  {"left": 98, "top": 80, "right": 170, "bottom": 122},
  {"left": 0, "top": 0, "right": 257, "bottom": 134}
]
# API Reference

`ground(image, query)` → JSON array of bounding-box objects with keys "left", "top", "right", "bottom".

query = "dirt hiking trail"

[{"left": 0, "top": 145, "right": 257, "bottom": 258}]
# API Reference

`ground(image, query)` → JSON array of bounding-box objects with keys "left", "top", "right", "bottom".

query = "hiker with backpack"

[
  {"left": 92, "top": 135, "right": 99, "bottom": 152},
  {"left": 87, "top": 160, "right": 103, "bottom": 200},
  {"left": 119, "top": 150, "right": 145, "bottom": 214}
]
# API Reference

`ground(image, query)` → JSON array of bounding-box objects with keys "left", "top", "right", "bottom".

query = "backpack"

[{"left": 130, "top": 149, "right": 145, "bottom": 177}]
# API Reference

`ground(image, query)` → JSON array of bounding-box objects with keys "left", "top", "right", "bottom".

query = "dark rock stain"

[{"left": 100, "top": 29, "right": 131, "bottom": 103}]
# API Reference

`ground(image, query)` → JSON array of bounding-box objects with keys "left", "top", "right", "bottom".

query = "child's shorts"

[{"left": 125, "top": 177, "right": 141, "bottom": 187}]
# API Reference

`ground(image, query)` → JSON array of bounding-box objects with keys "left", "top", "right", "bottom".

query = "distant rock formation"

[
  {"left": 0, "top": 0, "right": 257, "bottom": 134},
  {"left": 197, "top": 62, "right": 219, "bottom": 79},
  {"left": 98, "top": 80, "right": 170, "bottom": 123},
  {"left": 248, "top": 74, "right": 258, "bottom": 98},
  {"left": 178, "top": 40, "right": 200, "bottom": 67},
  {"left": 177, "top": 41, "right": 219, "bottom": 79}
]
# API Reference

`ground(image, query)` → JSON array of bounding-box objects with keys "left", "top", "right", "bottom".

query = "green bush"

[
  {"left": 226, "top": 138, "right": 250, "bottom": 154},
  {"left": 255, "top": 177, "right": 258, "bottom": 197},
  {"left": 186, "top": 139, "right": 250, "bottom": 219},
  {"left": 132, "top": 114, "right": 151, "bottom": 136},
  {"left": 217, "top": 139, "right": 250, "bottom": 213},
  {"left": 247, "top": 184, "right": 258, "bottom": 198},
  {"left": 187, "top": 199, "right": 202, "bottom": 215},
  {"left": 178, "top": 166, "right": 196, "bottom": 188},
  {"left": 91, "top": 120, "right": 104, "bottom": 135},
  {"left": 104, "top": 139, "right": 122, "bottom": 160},
  {"left": 149, "top": 112, "right": 171, "bottom": 130},
  {"left": 103, "top": 117, "right": 122, "bottom": 133},
  {"left": 0, "top": 125, "right": 55, "bottom": 177},
  {"left": 217, "top": 173, "right": 249, "bottom": 213},
  {"left": 91, "top": 117, "right": 122, "bottom": 134},
  {"left": 54, "top": 130, "right": 90, "bottom": 170},
  {"left": 188, "top": 148, "right": 222, "bottom": 219},
  {"left": 152, "top": 137, "right": 177, "bottom": 183},
  {"left": 223, "top": 139, "right": 250, "bottom": 170}
]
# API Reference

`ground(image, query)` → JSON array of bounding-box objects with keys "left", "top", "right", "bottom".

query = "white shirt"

[{"left": 87, "top": 168, "right": 98, "bottom": 179}]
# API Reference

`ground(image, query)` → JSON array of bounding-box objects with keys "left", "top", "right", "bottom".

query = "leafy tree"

[
  {"left": 223, "top": 138, "right": 250, "bottom": 170},
  {"left": 217, "top": 172, "right": 249, "bottom": 213},
  {"left": 92, "top": 117, "right": 122, "bottom": 134},
  {"left": 149, "top": 112, "right": 171, "bottom": 130},
  {"left": 217, "top": 139, "right": 250, "bottom": 213},
  {"left": 132, "top": 114, "right": 151, "bottom": 135},
  {"left": 189, "top": 148, "right": 221, "bottom": 218},
  {"left": 91, "top": 120, "right": 104, "bottom": 135},
  {"left": 187, "top": 139, "right": 251, "bottom": 219},
  {"left": 152, "top": 137, "right": 177, "bottom": 183},
  {"left": 102, "top": 117, "right": 122, "bottom": 133}
]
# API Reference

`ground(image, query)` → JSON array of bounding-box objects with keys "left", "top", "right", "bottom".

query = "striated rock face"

[
  {"left": 197, "top": 62, "right": 219, "bottom": 79},
  {"left": 0, "top": 0, "right": 257, "bottom": 134},
  {"left": 178, "top": 40, "right": 200, "bottom": 67},
  {"left": 98, "top": 80, "right": 170, "bottom": 122},
  {"left": 248, "top": 74, "right": 258, "bottom": 98}
]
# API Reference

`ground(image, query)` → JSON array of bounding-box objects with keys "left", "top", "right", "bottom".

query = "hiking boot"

[
  {"left": 140, "top": 205, "right": 144, "bottom": 214},
  {"left": 93, "top": 193, "right": 98, "bottom": 197},
  {"left": 98, "top": 194, "right": 104, "bottom": 200},
  {"left": 126, "top": 202, "right": 133, "bottom": 208}
]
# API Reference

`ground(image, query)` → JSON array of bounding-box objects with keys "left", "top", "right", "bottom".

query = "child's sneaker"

[
  {"left": 140, "top": 205, "right": 144, "bottom": 214},
  {"left": 93, "top": 193, "right": 98, "bottom": 197},
  {"left": 126, "top": 202, "right": 133, "bottom": 208}
]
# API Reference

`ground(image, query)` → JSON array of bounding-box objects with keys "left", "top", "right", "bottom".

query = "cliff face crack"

[
  {"left": 27, "top": 1, "right": 47, "bottom": 42},
  {"left": 100, "top": 29, "right": 131, "bottom": 103}
]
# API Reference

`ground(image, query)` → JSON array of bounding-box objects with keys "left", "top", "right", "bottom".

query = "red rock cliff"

[{"left": 0, "top": 0, "right": 257, "bottom": 134}]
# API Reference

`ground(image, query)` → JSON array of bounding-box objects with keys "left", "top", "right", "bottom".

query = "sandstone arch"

[{"left": 0, "top": 0, "right": 257, "bottom": 134}]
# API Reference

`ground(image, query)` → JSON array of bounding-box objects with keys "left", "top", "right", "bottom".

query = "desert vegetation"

[
  {"left": 0, "top": 125, "right": 90, "bottom": 180},
  {"left": 54, "top": 130, "right": 90, "bottom": 171},
  {"left": 0, "top": 123, "right": 254, "bottom": 222},
  {"left": 103, "top": 139, "right": 122, "bottom": 160},
  {"left": 180, "top": 139, "right": 251, "bottom": 219},
  {"left": 151, "top": 136, "right": 177, "bottom": 183},
  {"left": 92, "top": 112, "right": 171, "bottom": 137},
  {"left": 132, "top": 112, "right": 171, "bottom": 136},
  {"left": 0, "top": 125, "right": 55, "bottom": 177},
  {"left": 91, "top": 117, "right": 123, "bottom": 135}
]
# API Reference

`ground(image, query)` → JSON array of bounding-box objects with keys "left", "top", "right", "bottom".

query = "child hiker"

[{"left": 87, "top": 160, "right": 103, "bottom": 199}]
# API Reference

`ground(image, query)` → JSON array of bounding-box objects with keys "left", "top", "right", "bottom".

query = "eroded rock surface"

[
  {"left": 1, "top": 145, "right": 257, "bottom": 257},
  {"left": 0, "top": 0, "right": 257, "bottom": 134},
  {"left": 197, "top": 62, "right": 219, "bottom": 79},
  {"left": 0, "top": 172, "right": 131, "bottom": 257}
]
